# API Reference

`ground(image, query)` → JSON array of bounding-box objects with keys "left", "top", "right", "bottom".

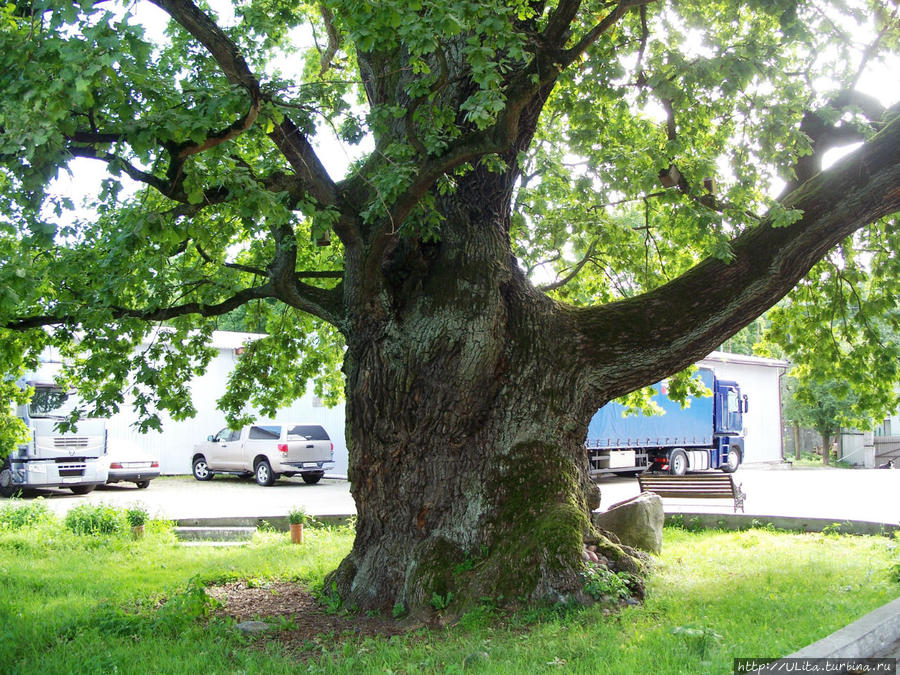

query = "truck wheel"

[
  {"left": 721, "top": 447, "right": 741, "bottom": 473},
  {"left": 135, "top": 480, "right": 151, "bottom": 489},
  {"left": 255, "top": 459, "right": 276, "bottom": 486},
  {"left": 301, "top": 471, "right": 324, "bottom": 485},
  {"left": 70, "top": 485, "right": 95, "bottom": 495},
  {"left": 0, "top": 462, "right": 19, "bottom": 498},
  {"left": 192, "top": 456, "right": 214, "bottom": 481},
  {"left": 669, "top": 449, "right": 688, "bottom": 476}
]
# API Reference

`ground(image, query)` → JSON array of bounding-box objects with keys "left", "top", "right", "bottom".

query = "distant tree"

[
  {"left": 782, "top": 375, "right": 861, "bottom": 465},
  {"left": 764, "top": 255, "right": 900, "bottom": 466}
]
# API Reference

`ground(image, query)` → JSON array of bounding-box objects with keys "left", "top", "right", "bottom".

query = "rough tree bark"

[{"left": 330, "top": 167, "right": 624, "bottom": 613}]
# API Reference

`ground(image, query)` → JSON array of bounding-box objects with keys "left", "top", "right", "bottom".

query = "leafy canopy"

[{"left": 0, "top": 0, "right": 898, "bottom": 444}]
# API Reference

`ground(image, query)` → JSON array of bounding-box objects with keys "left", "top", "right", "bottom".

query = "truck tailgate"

[{"left": 283, "top": 439, "right": 331, "bottom": 463}]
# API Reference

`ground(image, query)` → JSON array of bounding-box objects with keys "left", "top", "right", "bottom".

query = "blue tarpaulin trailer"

[{"left": 585, "top": 367, "right": 747, "bottom": 476}]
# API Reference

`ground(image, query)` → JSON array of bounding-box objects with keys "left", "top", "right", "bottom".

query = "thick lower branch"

[{"left": 572, "top": 112, "right": 900, "bottom": 399}]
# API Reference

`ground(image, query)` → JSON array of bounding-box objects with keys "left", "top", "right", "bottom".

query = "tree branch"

[
  {"left": 149, "top": 0, "right": 260, "bottom": 95},
  {"left": 570, "top": 111, "right": 900, "bottom": 401},
  {"left": 267, "top": 115, "right": 337, "bottom": 209},
  {"left": 5, "top": 283, "right": 275, "bottom": 331},
  {"left": 317, "top": 2, "right": 341, "bottom": 77},
  {"left": 537, "top": 240, "right": 597, "bottom": 292},
  {"left": 559, "top": 0, "right": 656, "bottom": 67},
  {"left": 66, "top": 146, "right": 170, "bottom": 193}
]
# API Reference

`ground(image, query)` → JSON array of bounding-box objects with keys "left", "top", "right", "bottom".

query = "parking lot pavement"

[
  {"left": 8, "top": 467, "right": 900, "bottom": 526},
  {"left": 22, "top": 475, "right": 357, "bottom": 521},
  {"left": 595, "top": 466, "right": 900, "bottom": 525}
]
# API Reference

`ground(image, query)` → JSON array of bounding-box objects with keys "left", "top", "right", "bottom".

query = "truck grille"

[
  {"left": 57, "top": 464, "right": 86, "bottom": 477},
  {"left": 54, "top": 437, "right": 89, "bottom": 448}
]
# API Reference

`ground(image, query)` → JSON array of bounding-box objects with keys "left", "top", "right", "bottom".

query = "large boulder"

[{"left": 591, "top": 492, "right": 664, "bottom": 554}]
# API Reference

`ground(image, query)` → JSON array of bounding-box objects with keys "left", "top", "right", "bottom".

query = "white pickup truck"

[{"left": 191, "top": 423, "right": 334, "bottom": 486}]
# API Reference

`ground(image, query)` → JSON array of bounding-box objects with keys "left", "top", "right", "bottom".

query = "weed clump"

[
  {"left": 0, "top": 498, "right": 55, "bottom": 530},
  {"left": 64, "top": 503, "right": 125, "bottom": 535}
]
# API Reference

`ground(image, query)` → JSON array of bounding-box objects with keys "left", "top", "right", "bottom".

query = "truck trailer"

[
  {"left": 586, "top": 367, "right": 747, "bottom": 477},
  {"left": 0, "top": 361, "right": 109, "bottom": 497}
]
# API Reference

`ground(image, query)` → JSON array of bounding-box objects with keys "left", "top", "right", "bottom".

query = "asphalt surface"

[{"left": 15, "top": 465, "right": 900, "bottom": 525}]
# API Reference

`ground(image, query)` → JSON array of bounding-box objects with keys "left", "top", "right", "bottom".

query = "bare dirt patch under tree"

[{"left": 206, "top": 581, "right": 412, "bottom": 658}]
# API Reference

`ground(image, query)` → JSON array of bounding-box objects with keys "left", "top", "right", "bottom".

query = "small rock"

[{"left": 236, "top": 620, "right": 274, "bottom": 635}]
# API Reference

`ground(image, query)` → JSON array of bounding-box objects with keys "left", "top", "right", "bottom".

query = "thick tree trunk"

[{"left": 327, "top": 171, "right": 636, "bottom": 615}]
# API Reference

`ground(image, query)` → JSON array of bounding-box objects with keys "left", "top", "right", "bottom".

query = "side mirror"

[
  {"left": 742, "top": 395, "right": 749, "bottom": 413},
  {"left": 207, "top": 435, "right": 214, "bottom": 442}
]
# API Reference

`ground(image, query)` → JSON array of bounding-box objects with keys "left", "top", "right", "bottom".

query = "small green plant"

[
  {"left": 288, "top": 506, "right": 308, "bottom": 525},
  {"left": 277, "top": 615, "right": 298, "bottom": 631},
  {"left": 0, "top": 498, "right": 55, "bottom": 530},
  {"left": 668, "top": 514, "right": 685, "bottom": 530},
  {"left": 319, "top": 581, "right": 342, "bottom": 613},
  {"left": 64, "top": 503, "right": 124, "bottom": 536},
  {"left": 890, "top": 560, "right": 900, "bottom": 583},
  {"left": 671, "top": 625, "right": 724, "bottom": 658},
  {"left": 430, "top": 591, "right": 454, "bottom": 611},
  {"left": 582, "top": 565, "right": 632, "bottom": 601},
  {"left": 125, "top": 504, "right": 148, "bottom": 528},
  {"left": 392, "top": 601, "right": 406, "bottom": 619}
]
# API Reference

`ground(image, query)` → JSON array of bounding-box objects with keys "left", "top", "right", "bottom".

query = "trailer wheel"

[
  {"left": 70, "top": 485, "right": 95, "bottom": 495},
  {"left": 669, "top": 449, "right": 688, "bottom": 476},
  {"left": 0, "top": 461, "right": 19, "bottom": 498},
  {"left": 254, "top": 459, "right": 276, "bottom": 486},
  {"left": 721, "top": 447, "right": 741, "bottom": 473}
]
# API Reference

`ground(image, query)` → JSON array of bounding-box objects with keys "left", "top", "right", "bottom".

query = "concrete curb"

[
  {"left": 776, "top": 596, "right": 900, "bottom": 660},
  {"left": 663, "top": 512, "right": 899, "bottom": 536}
]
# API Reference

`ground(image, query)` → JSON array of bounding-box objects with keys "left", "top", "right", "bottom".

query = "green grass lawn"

[{"left": 1, "top": 499, "right": 897, "bottom": 674}]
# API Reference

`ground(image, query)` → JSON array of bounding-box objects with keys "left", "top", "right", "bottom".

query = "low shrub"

[
  {"left": 64, "top": 503, "right": 125, "bottom": 536},
  {"left": 0, "top": 498, "right": 56, "bottom": 530}
]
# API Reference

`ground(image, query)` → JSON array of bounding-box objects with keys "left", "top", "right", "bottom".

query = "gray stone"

[
  {"left": 592, "top": 492, "right": 664, "bottom": 554},
  {"left": 236, "top": 620, "right": 275, "bottom": 635}
]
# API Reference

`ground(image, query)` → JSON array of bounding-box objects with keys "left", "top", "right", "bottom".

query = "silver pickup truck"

[{"left": 191, "top": 423, "right": 334, "bottom": 486}]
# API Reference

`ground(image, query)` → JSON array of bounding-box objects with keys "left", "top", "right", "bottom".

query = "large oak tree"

[{"left": 1, "top": 0, "right": 899, "bottom": 614}]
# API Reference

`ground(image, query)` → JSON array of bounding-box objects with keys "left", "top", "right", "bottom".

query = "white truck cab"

[{"left": 0, "top": 362, "right": 109, "bottom": 498}]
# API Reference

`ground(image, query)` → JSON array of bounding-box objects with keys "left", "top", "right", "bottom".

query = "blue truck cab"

[{"left": 585, "top": 367, "right": 747, "bottom": 476}]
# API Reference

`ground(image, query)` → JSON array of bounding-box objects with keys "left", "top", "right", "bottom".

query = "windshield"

[{"left": 28, "top": 388, "right": 81, "bottom": 418}]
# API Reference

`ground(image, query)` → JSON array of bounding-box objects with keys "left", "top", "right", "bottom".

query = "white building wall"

[
  {"left": 699, "top": 351, "right": 788, "bottom": 464},
  {"left": 87, "top": 335, "right": 788, "bottom": 474},
  {"left": 105, "top": 332, "right": 349, "bottom": 476}
]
